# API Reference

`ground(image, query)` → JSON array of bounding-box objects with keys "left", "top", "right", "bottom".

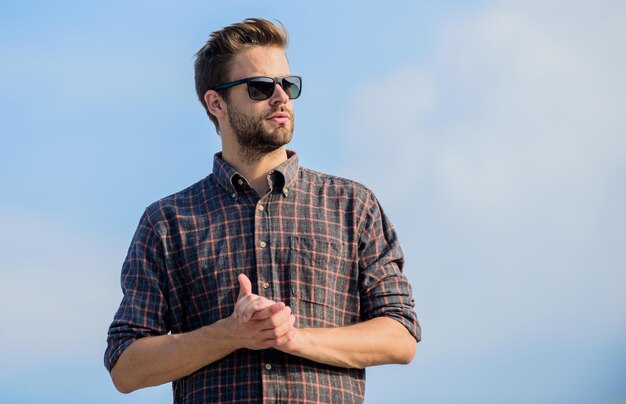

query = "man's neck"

[{"left": 221, "top": 146, "right": 288, "bottom": 196}]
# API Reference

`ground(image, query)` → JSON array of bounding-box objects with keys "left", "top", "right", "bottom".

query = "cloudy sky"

[{"left": 1, "top": 1, "right": 624, "bottom": 403}]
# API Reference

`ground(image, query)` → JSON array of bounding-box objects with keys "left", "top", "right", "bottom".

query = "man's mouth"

[{"left": 266, "top": 112, "right": 291, "bottom": 125}]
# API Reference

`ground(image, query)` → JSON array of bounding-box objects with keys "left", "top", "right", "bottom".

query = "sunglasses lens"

[
  {"left": 248, "top": 78, "right": 276, "bottom": 100},
  {"left": 281, "top": 76, "right": 302, "bottom": 99},
  {"left": 246, "top": 76, "right": 303, "bottom": 100}
]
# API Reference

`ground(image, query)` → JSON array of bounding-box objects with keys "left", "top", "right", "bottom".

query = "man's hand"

[
  {"left": 108, "top": 274, "right": 296, "bottom": 393},
  {"left": 225, "top": 274, "right": 296, "bottom": 350},
  {"left": 233, "top": 273, "right": 275, "bottom": 322}
]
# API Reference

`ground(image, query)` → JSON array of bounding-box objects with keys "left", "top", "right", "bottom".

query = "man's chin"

[
  {"left": 238, "top": 134, "right": 292, "bottom": 156},
  {"left": 266, "top": 127, "right": 293, "bottom": 146},
  {"left": 264, "top": 121, "right": 292, "bottom": 134}
]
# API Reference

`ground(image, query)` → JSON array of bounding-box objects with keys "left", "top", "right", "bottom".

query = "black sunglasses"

[{"left": 213, "top": 75, "right": 302, "bottom": 100}]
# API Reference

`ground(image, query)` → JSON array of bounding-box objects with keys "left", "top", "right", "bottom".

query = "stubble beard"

[{"left": 227, "top": 103, "right": 294, "bottom": 164}]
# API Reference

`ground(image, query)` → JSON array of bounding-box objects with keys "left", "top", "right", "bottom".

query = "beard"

[{"left": 227, "top": 102, "right": 294, "bottom": 163}]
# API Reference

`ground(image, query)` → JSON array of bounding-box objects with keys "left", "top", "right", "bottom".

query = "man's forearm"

[
  {"left": 110, "top": 289, "right": 296, "bottom": 394},
  {"left": 110, "top": 318, "right": 237, "bottom": 393},
  {"left": 278, "top": 317, "right": 417, "bottom": 369}
]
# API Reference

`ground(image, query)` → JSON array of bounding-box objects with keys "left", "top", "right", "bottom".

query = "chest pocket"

[{"left": 287, "top": 236, "right": 358, "bottom": 327}]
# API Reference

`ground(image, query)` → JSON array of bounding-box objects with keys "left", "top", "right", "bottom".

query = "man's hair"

[{"left": 194, "top": 18, "right": 289, "bottom": 129}]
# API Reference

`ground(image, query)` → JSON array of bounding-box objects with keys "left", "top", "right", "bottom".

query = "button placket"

[{"left": 255, "top": 193, "right": 275, "bottom": 303}]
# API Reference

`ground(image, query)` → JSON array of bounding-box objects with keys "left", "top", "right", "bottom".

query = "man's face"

[{"left": 223, "top": 46, "right": 295, "bottom": 160}]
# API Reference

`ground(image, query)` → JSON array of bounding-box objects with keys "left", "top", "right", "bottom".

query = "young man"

[{"left": 105, "top": 18, "right": 420, "bottom": 403}]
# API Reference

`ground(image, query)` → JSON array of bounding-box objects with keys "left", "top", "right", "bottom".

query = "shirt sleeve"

[
  {"left": 357, "top": 192, "right": 421, "bottom": 342},
  {"left": 104, "top": 208, "right": 171, "bottom": 372}
]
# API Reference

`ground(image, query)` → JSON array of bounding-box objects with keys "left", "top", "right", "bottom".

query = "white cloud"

[
  {"left": 0, "top": 41, "right": 191, "bottom": 113},
  {"left": 340, "top": 65, "right": 438, "bottom": 205},
  {"left": 340, "top": 0, "right": 626, "bottom": 355},
  {"left": 434, "top": 2, "right": 626, "bottom": 225}
]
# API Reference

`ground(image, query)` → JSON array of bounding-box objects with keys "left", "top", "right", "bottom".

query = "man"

[{"left": 105, "top": 18, "right": 420, "bottom": 403}]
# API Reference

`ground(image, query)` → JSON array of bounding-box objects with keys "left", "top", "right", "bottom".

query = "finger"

[
  {"left": 239, "top": 297, "right": 277, "bottom": 322},
  {"left": 275, "top": 327, "right": 298, "bottom": 346},
  {"left": 259, "top": 306, "right": 293, "bottom": 330},
  {"left": 268, "top": 314, "right": 296, "bottom": 337},
  {"left": 251, "top": 302, "right": 286, "bottom": 321},
  {"left": 245, "top": 318, "right": 297, "bottom": 350},
  {"left": 233, "top": 274, "right": 254, "bottom": 319},
  {"left": 237, "top": 273, "right": 252, "bottom": 300},
  {"left": 233, "top": 294, "right": 253, "bottom": 320},
  {"left": 234, "top": 294, "right": 256, "bottom": 321},
  {"left": 259, "top": 316, "right": 296, "bottom": 341}
]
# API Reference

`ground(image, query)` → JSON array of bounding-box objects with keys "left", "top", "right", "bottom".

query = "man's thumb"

[{"left": 237, "top": 273, "right": 252, "bottom": 299}]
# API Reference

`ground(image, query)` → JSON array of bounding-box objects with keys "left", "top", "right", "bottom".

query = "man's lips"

[{"left": 266, "top": 112, "right": 291, "bottom": 125}]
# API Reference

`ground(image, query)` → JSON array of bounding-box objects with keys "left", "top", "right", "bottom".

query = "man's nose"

[{"left": 269, "top": 83, "right": 290, "bottom": 105}]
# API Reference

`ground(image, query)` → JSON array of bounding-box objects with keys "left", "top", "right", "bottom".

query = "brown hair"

[{"left": 194, "top": 18, "right": 289, "bottom": 129}]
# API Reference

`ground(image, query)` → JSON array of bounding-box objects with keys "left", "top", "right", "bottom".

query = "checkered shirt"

[{"left": 105, "top": 150, "right": 420, "bottom": 403}]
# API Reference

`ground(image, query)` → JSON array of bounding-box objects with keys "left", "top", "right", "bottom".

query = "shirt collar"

[{"left": 212, "top": 150, "right": 300, "bottom": 197}]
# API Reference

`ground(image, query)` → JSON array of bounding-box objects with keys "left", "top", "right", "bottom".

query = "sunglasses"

[{"left": 213, "top": 75, "right": 302, "bottom": 100}]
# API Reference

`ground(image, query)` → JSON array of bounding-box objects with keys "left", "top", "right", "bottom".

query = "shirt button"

[
  {"left": 265, "top": 363, "right": 272, "bottom": 370},
  {"left": 259, "top": 241, "right": 267, "bottom": 248},
  {"left": 262, "top": 281, "right": 270, "bottom": 289},
  {"left": 257, "top": 205, "right": 264, "bottom": 212},
  {"left": 237, "top": 179, "right": 244, "bottom": 186},
  {"left": 231, "top": 192, "right": 237, "bottom": 198}
]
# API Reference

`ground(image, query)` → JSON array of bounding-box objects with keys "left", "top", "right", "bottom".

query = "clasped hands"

[{"left": 226, "top": 274, "right": 298, "bottom": 351}]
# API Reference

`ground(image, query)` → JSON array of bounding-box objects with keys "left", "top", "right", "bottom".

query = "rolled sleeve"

[
  {"left": 357, "top": 193, "right": 421, "bottom": 342},
  {"left": 104, "top": 208, "right": 170, "bottom": 372}
]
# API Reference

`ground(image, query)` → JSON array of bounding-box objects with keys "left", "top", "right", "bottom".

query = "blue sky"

[{"left": 1, "top": 1, "right": 625, "bottom": 403}]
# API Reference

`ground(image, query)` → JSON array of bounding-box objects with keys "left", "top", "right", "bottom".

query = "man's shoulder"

[
  {"left": 142, "top": 175, "right": 214, "bottom": 221},
  {"left": 298, "top": 166, "right": 376, "bottom": 200}
]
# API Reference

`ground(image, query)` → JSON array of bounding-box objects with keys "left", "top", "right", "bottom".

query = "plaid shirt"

[{"left": 105, "top": 150, "right": 420, "bottom": 403}]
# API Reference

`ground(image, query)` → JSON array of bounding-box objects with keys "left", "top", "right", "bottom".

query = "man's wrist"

[
  {"left": 204, "top": 317, "right": 243, "bottom": 352},
  {"left": 278, "top": 327, "right": 306, "bottom": 356}
]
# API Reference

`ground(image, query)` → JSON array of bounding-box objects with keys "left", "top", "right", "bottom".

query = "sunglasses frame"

[{"left": 212, "top": 75, "right": 302, "bottom": 100}]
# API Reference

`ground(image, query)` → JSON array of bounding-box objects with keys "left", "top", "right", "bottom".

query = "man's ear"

[{"left": 204, "top": 90, "right": 226, "bottom": 118}]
